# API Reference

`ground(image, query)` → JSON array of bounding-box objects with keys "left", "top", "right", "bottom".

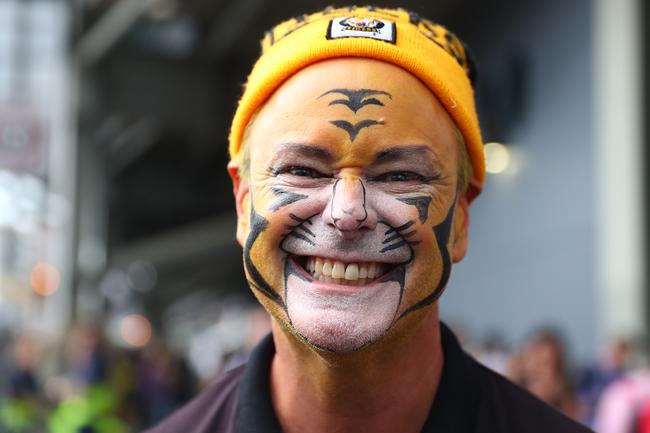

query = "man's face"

[{"left": 231, "top": 58, "right": 469, "bottom": 353}]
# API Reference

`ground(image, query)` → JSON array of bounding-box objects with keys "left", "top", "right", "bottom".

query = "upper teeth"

[{"left": 305, "top": 257, "right": 385, "bottom": 285}]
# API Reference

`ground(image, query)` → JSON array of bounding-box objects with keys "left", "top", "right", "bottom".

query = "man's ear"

[
  {"left": 451, "top": 194, "right": 469, "bottom": 263},
  {"left": 227, "top": 160, "right": 250, "bottom": 247}
]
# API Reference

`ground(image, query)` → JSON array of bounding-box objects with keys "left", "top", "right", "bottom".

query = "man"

[{"left": 146, "top": 6, "right": 592, "bottom": 433}]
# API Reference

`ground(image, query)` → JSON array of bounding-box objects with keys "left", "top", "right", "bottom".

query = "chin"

[
  {"left": 284, "top": 268, "right": 402, "bottom": 353},
  {"left": 292, "top": 310, "right": 393, "bottom": 352}
]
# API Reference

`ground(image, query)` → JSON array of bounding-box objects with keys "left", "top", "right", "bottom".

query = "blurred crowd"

[
  {"left": 469, "top": 326, "right": 642, "bottom": 433},
  {"left": 0, "top": 314, "right": 646, "bottom": 433},
  {"left": 0, "top": 322, "right": 193, "bottom": 433},
  {"left": 0, "top": 306, "right": 271, "bottom": 433}
]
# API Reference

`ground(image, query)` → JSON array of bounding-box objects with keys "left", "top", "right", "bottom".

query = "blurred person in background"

[
  {"left": 595, "top": 371, "right": 650, "bottom": 433},
  {"left": 63, "top": 322, "right": 108, "bottom": 389},
  {"left": 144, "top": 6, "right": 591, "bottom": 433},
  {"left": 593, "top": 339, "right": 650, "bottom": 433},
  {"left": 508, "top": 329, "right": 584, "bottom": 421},
  {"left": 136, "top": 342, "right": 195, "bottom": 427},
  {"left": 0, "top": 333, "right": 45, "bottom": 433},
  {"left": 47, "top": 322, "right": 129, "bottom": 433},
  {"left": 578, "top": 337, "right": 632, "bottom": 427},
  {"left": 475, "top": 332, "right": 511, "bottom": 376}
]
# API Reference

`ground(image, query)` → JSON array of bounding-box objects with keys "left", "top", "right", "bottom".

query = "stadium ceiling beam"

[{"left": 111, "top": 214, "right": 237, "bottom": 270}]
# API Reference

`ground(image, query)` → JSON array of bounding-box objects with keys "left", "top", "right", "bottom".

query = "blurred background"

[{"left": 0, "top": 0, "right": 647, "bottom": 431}]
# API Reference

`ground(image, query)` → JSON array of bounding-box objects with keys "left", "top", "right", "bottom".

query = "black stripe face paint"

[
  {"left": 319, "top": 87, "right": 391, "bottom": 143},
  {"left": 397, "top": 196, "right": 432, "bottom": 224},
  {"left": 280, "top": 212, "right": 320, "bottom": 254},
  {"left": 329, "top": 119, "right": 380, "bottom": 142},
  {"left": 398, "top": 197, "right": 456, "bottom": 319},
  {"left": 243, "top": 207, "right": 284, "bottom": 306},
  {"left": 319, "top": 89, "right": 392, "bottom": 113},
  {"left": 269, "top": 187, "right": 308, "bottom": 212}
]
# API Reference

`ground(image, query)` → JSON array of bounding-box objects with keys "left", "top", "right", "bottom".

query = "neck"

[{"left": 270, "top": 308, "right": 444, "bottom": 433}]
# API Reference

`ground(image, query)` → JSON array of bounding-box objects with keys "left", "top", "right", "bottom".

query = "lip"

[{"left": 288, "top": 256, "right": 401, "bottom": 294}]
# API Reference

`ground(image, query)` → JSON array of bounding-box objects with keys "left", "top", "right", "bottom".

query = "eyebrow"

[
  {"left": 267, "top": 142, "right": 334, "bottom": 167},
  {"left": 374, "top": 145, "right": 437, "bottom": 163}
]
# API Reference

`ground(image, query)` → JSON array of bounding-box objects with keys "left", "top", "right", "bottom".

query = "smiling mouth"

[{"left": 292, "top": 256, "right": 393, "bottom": 286}]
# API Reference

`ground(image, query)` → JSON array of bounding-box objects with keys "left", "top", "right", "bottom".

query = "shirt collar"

[
  {"left": 236, "top": 332, "right": 282, "bottom": 433},
  {"left": 236, "top": 323, "right": 480, "bottom": 433},
  {"left": 421, "top": 322, "right": 481, "bottom": 432}
]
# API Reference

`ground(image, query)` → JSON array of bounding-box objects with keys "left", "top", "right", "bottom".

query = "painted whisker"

[
  {"left": 296, "top": 225, "right": 316, "bottom": 237},
  {"left": 385, "top": 220, "right": 415, "bottom": 235},
  {"left": 288, "top": 232, "right": 316, "bottom": 246},
  {"left": 270, "top": 188, "right": 308, "bottom": 212},
  {"left": 380, "top": 240, "right": 408, "bottom": 253},
  {"left": 289, "top": 213, "right": 314, "bottom": 225},
  {"left": 383, "top": 233, "right": 402, "bottom": 244}
]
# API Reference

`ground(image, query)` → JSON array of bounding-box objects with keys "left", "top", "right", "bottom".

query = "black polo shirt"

[{"left": 144, "top": 324, "right": 593, "bottom": 433}]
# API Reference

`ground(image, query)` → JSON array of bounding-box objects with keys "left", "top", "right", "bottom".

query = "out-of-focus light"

[
  {"left": 120, "top": 314, "right": 152, "bottom": 348},
  {"left": 0, "top": 171, "right": 47, "bottom": 230},
  {"left": 484, "top": 142, "right": 512, "bottom": 174},
  {"left": 127, "top": 260, "right": 157, "bottom": 293},
  {"left": 30, "top": 262, "right": 61, "bottom": 296},
  {"left": 99, "top": 269, "right": 130, "bottom": 305},
  {"left": 189, "top": 326, "right": 224, "bottom": 381}
]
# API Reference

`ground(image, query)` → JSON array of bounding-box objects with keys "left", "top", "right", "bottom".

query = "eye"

[
  {"left": 371, "top": 171, "right": 426, "bottom": 182},
  {"left": 281, "top": 166, "right": 327, "bottom": 178}
]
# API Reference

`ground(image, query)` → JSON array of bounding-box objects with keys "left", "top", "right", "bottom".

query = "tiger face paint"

[{"left": 230, "top": 58, "right": 469, "bottom": 353}]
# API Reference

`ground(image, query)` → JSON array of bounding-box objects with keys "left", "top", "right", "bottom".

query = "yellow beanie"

[{"left": 229, "top": 6, "right": 485, "bottom": 200}]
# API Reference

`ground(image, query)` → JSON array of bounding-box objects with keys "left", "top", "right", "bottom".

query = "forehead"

[{"left": 247, "top": 58, "right": 459, "bottom": 166}]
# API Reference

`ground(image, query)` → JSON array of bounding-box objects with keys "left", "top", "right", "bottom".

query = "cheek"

[
  {"left": 246, "top": 186, "right": 331, "bottom": 276},
  {"left": 368, "top": 190, "right": 422, "bottom": 227},
  {"left": 278, "top": 188, "right": 331, "bottom": 219},
  {"left": 248, "top": 233, "right": 284, "bottom": 275},
  {"left": 395, "top": 232, "right": 445, "bottom": 317},
  {"left": 399, "top": 201, "right": 457, "bottom": 315},
  {"left": 263, "top": 186, "right": 333, "bottom": 241},
  {"left": 411, "top": 235, "right": 444, "bottom": 277}
]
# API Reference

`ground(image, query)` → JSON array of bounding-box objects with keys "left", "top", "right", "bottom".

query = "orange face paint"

[{"left": 234, "top": 58, "right": 467, "bottom": 352}]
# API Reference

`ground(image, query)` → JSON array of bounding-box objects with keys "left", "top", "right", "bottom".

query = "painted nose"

[{"left": 327, "top": 177, "right": 376, "bottom": 235}]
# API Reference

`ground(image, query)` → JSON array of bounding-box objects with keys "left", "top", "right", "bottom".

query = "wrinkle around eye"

[
  {"left": 371, "top": 173, "right": 454, "bottom": 197},
  {"left": 271, "top": 174, "right": 334, "bottom": 190},
  {"left": 378, "top": 183, "right": 437, "bottom": 197}
]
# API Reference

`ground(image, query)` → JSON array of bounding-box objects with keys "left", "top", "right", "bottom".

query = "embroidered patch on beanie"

[{"left": 326, "top": 16, "right": 396, "bottom": 43}]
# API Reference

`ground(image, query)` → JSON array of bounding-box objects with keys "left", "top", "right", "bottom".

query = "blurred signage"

[{"left": 0, "top": 103, "right": 45, "bottom": 173}]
